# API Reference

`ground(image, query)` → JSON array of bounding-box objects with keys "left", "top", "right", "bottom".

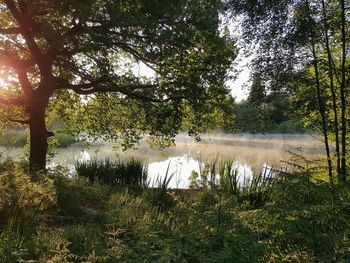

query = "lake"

[{"left": 0, "top": 133, "right": 324, "bottom": 188}]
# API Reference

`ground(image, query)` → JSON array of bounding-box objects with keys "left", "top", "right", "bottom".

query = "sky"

[
  {"left": 225, "top": 17, "right": 254, "bottom": 102},
  {"left": 227, "top": 52, "right": 252, "bottom": 102}
]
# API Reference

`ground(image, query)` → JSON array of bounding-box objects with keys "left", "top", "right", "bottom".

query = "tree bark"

[
  {"left": 339, "top": 0, "right": 347, "bottom": 181},
  {"left": 306, "top": 0, "right": 333, "bottom": 181},
  {"left": 321, "top": 0, "right": 341, "bottom": 179},
  {"left": 27, "top": 94, "right": 52, "bottom": 173}
]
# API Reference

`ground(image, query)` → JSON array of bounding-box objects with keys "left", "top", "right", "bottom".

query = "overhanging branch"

[
  {"left": 4, "top": 0, "right": 49, "bottom": 75},
  {"left": 17, "top": 70, "right": 34, "bottom": 95},
  {"left": 114, "top": 43, "right": 159, "bottom": 73},
  {"left": 0, "top": 96, "right": 24, "bottom": 106},
  {"left": 0, "top": 27, "right": 22, "bottom": 35},
  {"left": 7, "top": 118, "right": 29, "bottom": 124},
  {"left": 0, "top": 50, "right": 34, "bottom": 69},
  {"left": 54, "top": 76, "right": 178, "bottom": 102},
  {"left": 54, "top": 72, "right": 187, "bottom": 103}
]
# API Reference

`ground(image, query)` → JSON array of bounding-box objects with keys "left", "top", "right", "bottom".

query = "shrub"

[
  {"left": 0, "top": 162, "right": 57, "bottom": 262},
  {"left": 268, "top": 120, "right": 306, "bottom": 133},
  {"left": 0, "top": 163, "right": 56, "bottom": 223},
  {"left": 53, "top": 133, "right": 77, "bottom": 148},
  {"left": 0, "top": 129, "right": 27, "bottom": 147}
]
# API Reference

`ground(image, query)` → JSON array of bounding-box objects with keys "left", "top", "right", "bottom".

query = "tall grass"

[
  {"left": 143, "top": 162, "right": 175, "bottom": 210},
  {"left": 0, "top": 130, "right": 77, "bottom": 148},
  {"left": 75, "top": 158, "right": 148, "bottom": 186},
  {"left": 191, "top": 158, "right": 276, "bottom": 208},
  {"left": 2, "top": 158, "right": 350, "bottom": 262}
]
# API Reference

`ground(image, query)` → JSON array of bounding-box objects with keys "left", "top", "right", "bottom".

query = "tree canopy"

[
  {"left": 227, "top": 0, "right": 349, "bottom": 180},
  {"left": 0, "top": 0, "right": 235, "bottom": 171}
]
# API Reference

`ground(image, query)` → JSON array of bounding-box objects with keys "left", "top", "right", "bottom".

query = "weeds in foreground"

[
  {"left": 1, "top": 159, "right": 350, "bottom": 262},
  {"left": 190, "top": 158, "right": 275, "bottom": 208},
  {"left": 143, "top": 162, "right": 175, "bottom": 211}
]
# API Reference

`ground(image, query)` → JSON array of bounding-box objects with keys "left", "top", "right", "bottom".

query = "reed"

[{"left": 75, "top": 158, "right": 148, "bottom": 186}]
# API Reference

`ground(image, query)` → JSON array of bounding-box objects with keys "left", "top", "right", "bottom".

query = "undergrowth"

[{"left": 1, "top": 160, "right": 350, "bottom": 262}]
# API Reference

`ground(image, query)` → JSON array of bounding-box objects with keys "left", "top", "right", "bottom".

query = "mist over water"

[{"left": 0, "top": 133, "right": 323, "bottom": 188}]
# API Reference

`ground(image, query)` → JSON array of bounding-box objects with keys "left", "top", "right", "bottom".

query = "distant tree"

[
  {"left": 234, "top": 88, "right": 296, "bottom": 133},
  {"left": 233, "top": 100, "right": 261, "bottom": 132},
  {"left": 266, "top": 90, "right": 290, "bottom": 124},
  {"left": 247, "top": 73, "right": 266, "bottom": 105},
  {"left": 0, "top": 0, "right": 235, "bottom": 172},
  {"left": 227, "top": 0, "right": 350, "bottom": 181}
]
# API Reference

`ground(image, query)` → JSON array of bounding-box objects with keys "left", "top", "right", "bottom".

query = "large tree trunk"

[{"left": 27, "top": 94, "right": 52, "bottom": 173}]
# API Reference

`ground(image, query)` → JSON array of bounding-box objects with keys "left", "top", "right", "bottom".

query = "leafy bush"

[
  {"left": 267, "top": 120, "right": 306, "bottom": 133},
  {"left": 0, "top": 162, "right": 57, "bottom": 262},
  {"left": 190, "top": 158, "right": 275, "bottom": 209},
  {"left": 0, "top": 162, "right": 56, "bottom": 223},
  {"left": 0, "top": 129, "right": 27, "bottom": 147},
  {"left": 0, "top": 129, "right": 77, "bottom": 148},
  {"left": 52, "top": 133, "right": 77, "bottom": 148}
]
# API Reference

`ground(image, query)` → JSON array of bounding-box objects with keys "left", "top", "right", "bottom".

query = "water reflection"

[
  {"left": 70, "top": 151, "right": 271, "bottom": 189},
  {"left": 147, "top": 156, "right": 258, "bottom": 189},
  {"left": 0, "top": 133, "right": 322, "bottom": 188},
  {"left": 148, "top": 155, "right": 201, "bottom": 189}
]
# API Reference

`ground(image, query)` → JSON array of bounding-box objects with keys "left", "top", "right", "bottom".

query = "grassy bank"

[
  {"left": 1, "top": 160, "right": 350, "bottom": 262},
  {"left": 0, "top": 129, "right": 76, "bottom": 148}
]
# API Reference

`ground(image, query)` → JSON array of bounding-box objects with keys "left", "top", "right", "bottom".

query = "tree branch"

[
  {"left": 113, "top": 43, "right": 158, "bottom": 73},
  {"left": 17, "top": 70, "right": 34, "bottom": 95},
  {"left": 4, "top": 0, "right": 50, "bottom": 75},
  {"left": 7, "top": 118, "right": 29, "bottom": 124},
  {"left": 0, "top": 27, "right": 22, "bottom": 35},
  {"left": 0, "top": 50, "right": 34, "bottom": 69},
  {"left": 0, "top": 96, "right": 25, "bottom": 106},
  {"left": 4, "top": 0, "right": 41, "bottom": 56},
  {"left": 53, "top": 76, "right": 175, "bottom": 102}
]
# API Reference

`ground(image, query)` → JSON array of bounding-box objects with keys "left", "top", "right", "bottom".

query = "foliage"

[
  {"left": 49, "top": 133, "right": 76, "bottom": 148},
  {"left": 0, "top": 161, "right": 56, "bottom": 223},
  {"left": 75, "top": 158, "right": 148, "bottom": 186},
  {"left": 0, "top": 129, "right": 27, "bottom": 147},
  {"left": 1, "top": 163, "right": 350, "bottom": 262},
  {"left": 0, "top": 0, "right": 236, "bottom": 171},
  {"left": 233, "top": 81, "right": 305, "bottom": 133},
  {"left": 227, "top": 0, "right": 350, "bottom": 179},
  {"left": 0, "top": 161, "right": 57, "bottom": 262},
  {"left": 0, "top": 129, "right": 77, "bottom": 148}
]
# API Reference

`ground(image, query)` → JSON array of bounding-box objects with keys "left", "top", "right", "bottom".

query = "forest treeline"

[
  {"left": 232, "top": 74, "right": 305, "bottom": 134},
  {"left": 228, "top": 0, "right": 350, "bottom": 181}
]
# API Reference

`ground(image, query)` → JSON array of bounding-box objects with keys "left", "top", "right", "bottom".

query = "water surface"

[{"left": 0, "top": 133, "right": 324, "bottom": 188}]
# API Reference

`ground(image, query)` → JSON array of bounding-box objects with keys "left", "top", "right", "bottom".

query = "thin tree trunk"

[
  {"left": 339, "top": 0, "right": 347, "bottom": 181},
  {"left": 321, "top": 0, "right": 341, "bottom": 179},
  {"left": 306, "top": 0, "right": 333, "bottom": 180}
]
